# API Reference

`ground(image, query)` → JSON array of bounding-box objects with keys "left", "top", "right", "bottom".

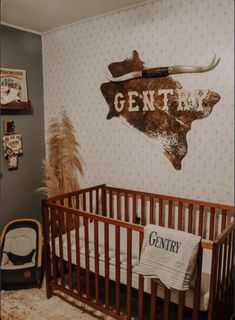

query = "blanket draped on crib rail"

[{"left": 134, "top": 224, "right": 201, "bottom": 291}]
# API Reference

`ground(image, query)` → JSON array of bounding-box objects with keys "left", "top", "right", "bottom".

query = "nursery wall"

[
  {"left": 42, "top": 0, "right": 234, "bottom": 205},
  {"left": 0, "top": 26, "right": 45, "bottom": 230}
]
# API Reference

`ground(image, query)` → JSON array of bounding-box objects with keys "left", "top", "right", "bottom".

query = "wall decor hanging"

[
  {"left": 2, "top": 121, "right": 23, "bottom": 170},
  {"left": 0, "top": 68, "right": 31, "bottom": 110},
  {"left": 100, "top": 51, "right": 221, "bottom": 170}
]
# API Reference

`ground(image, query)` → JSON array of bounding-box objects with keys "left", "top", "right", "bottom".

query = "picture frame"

[{"left": 0, "top": 68, "right": 28, "bottom": 102}]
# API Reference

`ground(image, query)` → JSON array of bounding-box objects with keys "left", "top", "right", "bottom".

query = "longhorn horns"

[{"left": 106, "top": 55, "right": 220, "bottom": 82}]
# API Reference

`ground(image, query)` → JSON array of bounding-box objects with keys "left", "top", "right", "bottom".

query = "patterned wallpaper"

[{"left": 42, "top": 0, "right": 234, "bottom": 204}]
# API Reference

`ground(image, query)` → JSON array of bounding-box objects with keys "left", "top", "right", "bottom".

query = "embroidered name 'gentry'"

[{"left": 149, "top": 231, "right": 182, "bottom": 254}]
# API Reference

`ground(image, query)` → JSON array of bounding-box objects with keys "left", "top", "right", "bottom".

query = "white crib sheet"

[{"left": 54, "top": 222, "right": 211, "bottom": 311}]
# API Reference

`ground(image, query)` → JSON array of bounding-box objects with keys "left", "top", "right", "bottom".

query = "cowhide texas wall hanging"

[{"left": 100, "top": 51, "right": 220, "bottom": 170}]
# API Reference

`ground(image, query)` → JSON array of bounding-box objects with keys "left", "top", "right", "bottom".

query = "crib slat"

[
  {"left": 83, "top": 193, "right": 87, "bottom": 211},
  {"left": 69, "top": 196, "right": 75, "bottom": 229},
  {"left": 66, "top": 212, "right": 73, "bottom": 292},
  {"left": 168, "top": 200, "right": 173, "bottom": 228},
  {"left": 84, "top": 217, "right": 90, "bottom": 298},
  {"left": 178, "top": 202, "right": 183, "bottom": 231},
  {"left": 75, "top": 215, "right": 81, "bottom": 296},
  {"left": 221, "top": 238, "right": 228, "bottom": 305},
  {"left": 75, "top": 193, "right": 80, "bottom": 209},
  {"left": 126, "top": 229, "right": 132, "bottom": 319},
  {"left": 58, "top": 211, "right": 65, "bottom": 288},
  {"left": 117, "top": 192, "right": 121, "bottom": 220},
  {"left": 209, "top": 208, "right": 215, "bottom": 240},
  {"left": 224, "top": 240, "right": 231, "bottom": 316},
  {"left": 150, "top": 197, "right": 154, "bottom": 224},
  {"left": 96, "top": 189, "right": 99, "bottom": 213},
  {"left": 163, "top": 288, "right": 170, "bottom": 320},
  {"left": 104, "top": 222, "right": 109, "bottom": 309},
  {"left": 133, "top": 194, "right": 137, "bottom": 223},
  {"left": 225, "top": 238, "right": 233, "bottom": 316},
  {"left": 225, "top": 233, "right": 232, "bottom": 301},
  {"left": 102, "top": 187, "right": 107, "bottom": 216},
  {"left": 89, "top": 191, "right": 93, "bottom": 212},
  {"left": 109, "top": 190, "right": 113, "bottom": 218},
  {"left": 221, "top": 209, "right": 227, "bottom": 231},
  {"left": 178, "top": 291, "right": 185, "bottom": 320},
  {"left": 188, "top": 204, "right": 193, "bottom": 233},
  {"left": 94, "top": 220, "right": 99, "bottom": 304},
  {"left": 150, "top": 280, "right": 157, "bottom": 320},
  {"left": 216, "top": 243, "right": 223, "bottom": 304},
  {"left": 159, "top": 198, "right": 163, "bottom": 226},
  {"left": 198, "top": 206, "right": 204, "bottom": 237},
  {"left": 68, "top": 196, "right": 72, "bottom": 207},
  {"left": 141, "top": 196, "right": 146, "bottom": 225},
  {"left": 50, "top": 208, "right": 57, "bottom": 283},
  {"left": 115, "top": 226, "right": 121, "bottom": 315},
  {"left": 138, "top": 232, "right": 144, "bottom": 320},
  {"left": 192, "top": 246, "right": 203, "bottom": 320},
  {"left": 229, "top": 230, "right": 235, "bottom": 307},
  {"left": 125, "top": 193, "right": 129, "bottom": 222}
]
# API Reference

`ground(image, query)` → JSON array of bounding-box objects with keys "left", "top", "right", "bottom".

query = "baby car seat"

[{"left": 0, "top": 218, "right": 42, "bottom": 290}]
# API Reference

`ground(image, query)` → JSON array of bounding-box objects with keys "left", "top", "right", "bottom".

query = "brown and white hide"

[{"left": 100, "top": 51, "right": 220, "bottom": 170}]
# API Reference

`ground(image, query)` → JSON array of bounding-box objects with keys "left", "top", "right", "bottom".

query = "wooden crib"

[{"left": 42, "top": 184, "right": 234, "bottom": 320}]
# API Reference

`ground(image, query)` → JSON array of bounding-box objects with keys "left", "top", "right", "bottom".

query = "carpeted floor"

[{"left": 0, "top": 284, "right": 109, "bottom": 320}]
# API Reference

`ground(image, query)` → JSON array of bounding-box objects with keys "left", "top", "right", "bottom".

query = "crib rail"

[
  {"left": 47, "top": 184, "right": 234, "bottom": 241},
  {"left": 103, "top": 186, "right": 234, "bottom": 241},
  {"left": 48, "top": 184, "right": 106, "bottom": 213},
  {"left": 43, "top": 184, "right": 235, "bottom": 320}
]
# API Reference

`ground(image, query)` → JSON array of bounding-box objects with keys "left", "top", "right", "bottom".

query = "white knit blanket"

[{"left": 134, "top": 224, "right": 201, "bottom": 291}]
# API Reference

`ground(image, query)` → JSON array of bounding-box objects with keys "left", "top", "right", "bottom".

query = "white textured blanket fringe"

[{"left": 134, "top": 224, "right": 201, "bottom": 291}]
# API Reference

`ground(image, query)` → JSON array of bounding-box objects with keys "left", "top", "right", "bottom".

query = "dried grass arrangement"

[{"left": 40, "top": 112, "right": 84, "bottom": 197}]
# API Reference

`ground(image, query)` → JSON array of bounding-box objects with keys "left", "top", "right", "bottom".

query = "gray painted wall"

[{"left": 0, "top": 26, "right": 45, "bottom": 231}]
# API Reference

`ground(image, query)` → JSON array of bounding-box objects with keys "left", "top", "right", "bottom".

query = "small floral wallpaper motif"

[{"left": 42, "top": 0, "right": 234, "bottom": 204}]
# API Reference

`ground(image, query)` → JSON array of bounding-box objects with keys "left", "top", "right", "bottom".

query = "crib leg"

[
  {"left": 44, "top": 245, "right": 53, "bottom": 299},
  {"left": 45, "top": 260, "right": 53, "bottom": 298},
  {"left": 46, "top": 283, "right": 53, "bottom": 298}
]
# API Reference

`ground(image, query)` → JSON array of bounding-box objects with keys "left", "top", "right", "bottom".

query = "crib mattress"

[{"left": 54, "top": 222, "right": 210, "bottom": 311}]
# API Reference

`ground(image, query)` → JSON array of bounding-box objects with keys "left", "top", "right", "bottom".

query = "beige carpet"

[{"left": 1, "top": 284, "right": 109, "bottom": 320}]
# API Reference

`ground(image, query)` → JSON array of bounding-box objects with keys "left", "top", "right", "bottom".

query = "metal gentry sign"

[{"left": 100, "top": 51, "right": 220, "bottom": 170}]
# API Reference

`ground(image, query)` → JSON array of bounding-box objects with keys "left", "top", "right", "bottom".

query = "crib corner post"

[
  {"left": 42, "top": 199, "right": 53, "bottom": 299},
  {"left": 192, "top": 245, "right": 203, "bottom": 320},
  {"left": 208, "top": 243, "right": 218, "bottom": 320}
]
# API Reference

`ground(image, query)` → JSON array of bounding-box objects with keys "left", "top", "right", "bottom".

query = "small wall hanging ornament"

[
  {"left": 101, "top": 51, "right": 221, "bottom": 170},
  {"left": 2, "top": 121, "right": 23, "bottom": 170}
]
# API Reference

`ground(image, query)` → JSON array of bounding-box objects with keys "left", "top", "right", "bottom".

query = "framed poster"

[{"left": 0, "top": 68, "right": 28, "bottom": 104}]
